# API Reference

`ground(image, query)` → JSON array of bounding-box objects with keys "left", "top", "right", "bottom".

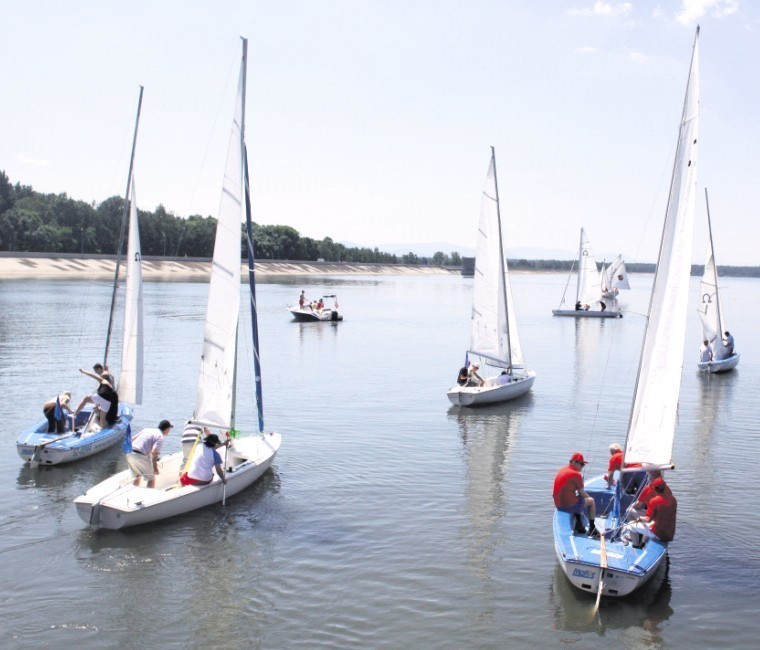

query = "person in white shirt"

[
  {"left": 179, "top": 433, "right": 229, "bottom": 487},
  {"left": 126, "top": 420, "right": 173, "bottom": 488},
  {"left": 699, "top": 340, "right": 713, "bottom": 363}
]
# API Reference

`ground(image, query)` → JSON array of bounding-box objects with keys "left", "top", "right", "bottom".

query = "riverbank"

[{"left": 0, "top": 253, "right": 459, "bottom": 281}]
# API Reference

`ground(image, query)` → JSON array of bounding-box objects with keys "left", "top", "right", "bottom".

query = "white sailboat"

[
  {"left": 697, "top": 189, "right": 739, "bottom": 373},
  {"left": 554, "top": 27, "right": 700, "bottom": 597},
  {"left": 553, "top": 228, "right": 622, "bottom": 318},
  {"left": 75, "top": 39, "right": 281, "bottom": 529},
  {"left": 601, "top": 254, "right": 631, "bottom": 299},
  {"left": 447, "top": 148, "right": 535, "bottom": 407},
  {"left": 16, "top": 88, "right": 144, "bottom": 466}
]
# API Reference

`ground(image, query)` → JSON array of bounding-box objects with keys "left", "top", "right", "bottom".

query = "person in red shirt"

[
  {"left": 625, "top": 477, "right": 677, "bottom": 544},
  {"left": 606, "top": 443, "right": 624, "bottom": 488},
  {"left": 628, "top": 471, "right": 673, "bottom": 519},
  {"left": 553, "top": 452, "right": 598, "bottom": 536}
]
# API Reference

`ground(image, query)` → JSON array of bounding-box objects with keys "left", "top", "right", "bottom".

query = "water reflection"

[
  {"left": 693, "top": 371, "right": 737, "bottom": 472},
  {"left": 551, "top": 558, "right": 672, "bottom": 642}
]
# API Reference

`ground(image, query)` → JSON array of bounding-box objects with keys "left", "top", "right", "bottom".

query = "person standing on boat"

[
  {"left": 625, "top": 477, "right": 677, "bottom": 544},
  {"left": 179, "top": 433, "right": 229, "bottom": 486},
  {"left": 723, "top": 331, "right": 735, "bottom": 357},
  {"left": 466, "top": 362, "right": 484, "bottom": 387},
  {"left": 299, "top": 290, "right": 306, "bottom": 309},
  {"left": 700, "top": 339, "right": 713, "bottom": 363},
  {"left": 74, "top": 364, "right": 119, "bottom": 428},
  {"left": 126, "top": 419, "right": 173, "bottom": 489},
  {"left": 605, "top": 443, "right": 624, "bottom": 489},
  {"left": 553, "top": 452, "right": 598, "bottom": 536},
  {"left": 43, "top": 391, "right": 73, "bottom": 433}
]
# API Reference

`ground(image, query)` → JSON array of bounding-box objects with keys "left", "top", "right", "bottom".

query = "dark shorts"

[{"left": 557, "top": 497, "right": 585, "bottom": 515}]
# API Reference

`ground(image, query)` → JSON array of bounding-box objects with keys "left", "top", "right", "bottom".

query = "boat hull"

[
  {"left": 552, "top": 309, "right": 622, "bottom": 319},
  {"left": 16, "top": 404, "right": 134, "bottom": 465},
  {"left": 74, "top": 432, "right": 281, "bottom": 529},
  {"left": 553, "top": 477, "right": 669, "bottom": 598},
  {"left": 447, "top": 370, "right": 535, "bottom": 406},
  {"left": 698, "top": 352, "right": 739, "bottom": 373},
  {"left": 288, "top": 306, "right": 343, "bottom": 322}
]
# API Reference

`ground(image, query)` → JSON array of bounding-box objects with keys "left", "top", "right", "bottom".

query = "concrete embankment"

[{"left": 0, "top": 253, "right": 459, "bottom": 281}]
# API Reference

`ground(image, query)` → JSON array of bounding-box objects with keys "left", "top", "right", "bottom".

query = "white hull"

[
  {"left": 552, "top": 309, "right": 622, "bottom": 319},
  {"left": 288, "top": 306, "right": 343, "bottom": 322},
  {"left": 74, "top": 432, "right": 280, "bottom": 529},
  {"left": 447, "top": 370, "right": 535, "bottom": 406},
  {"left": 698, "top": 352, "right": 739, "bottom": 373}
]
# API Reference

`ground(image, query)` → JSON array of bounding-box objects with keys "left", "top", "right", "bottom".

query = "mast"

[
  {"left": 104, "top": 86, "right": 144, "bottom": 367},
  {"left": 704, "top": 187, "right": 723, "bottom": 337},
  {"left": 576, "top": 228, "right": 584, "bottom": 303},
  {"left": 491, "top": 146, "right": 512, "bottom": 369}
]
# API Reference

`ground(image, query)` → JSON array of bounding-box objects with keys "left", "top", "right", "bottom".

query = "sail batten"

[{"left": 624, "top": 30, "right": 699, "bottom": 468}]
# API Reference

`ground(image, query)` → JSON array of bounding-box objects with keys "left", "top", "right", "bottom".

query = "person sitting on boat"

[
  {"left": 600, "top": 300, "right": 606, "bottom": 312},
  {"left": 575, "top": 301, "right": 582, "bottom": 311},
  {"left": 628, "top": 471, "right": 673, "bottom": 520},
  {"left": 699, "top": 339, "right": 713, "bottom": 363},
  {"left": 317, "top": 298, "right": 324, "bottom": 310},
  {"left": 624, "top": 477, "right": 677, "bottom": 545},
  {"left": 179, "top": 433, "right": 229, "bottom": 487},
  {"left": 722, "top": 331, "right": 735, "bottom": 357},
  {"left": 496, "top": 369, "right": 512, "bottom": 385},
  {"left": 126, "top": 420, "right": 173, "bottom": 489},
  {"left": 583, "top": 304, "right": 590, "bottom": 311},
  {"left": 180, "top": 420, "right": 210, "bottom": 474},
  {"left": 74, "top": 364, "right": 119, "bottom": 429},
  {"left": 43, "top": 391, "right": 73, "bottom": 433},
  {"left": 456, "top": 367, "right": 469, "bottom": 386},
  {"left": 553, "top": 452, "right": 598, "bottom": 537},
  {"left": 299, "top": 290, "right": 306, "bottom": 309},
  {"left": 466, "top": 362, "right": 484, "bottom": 387}
]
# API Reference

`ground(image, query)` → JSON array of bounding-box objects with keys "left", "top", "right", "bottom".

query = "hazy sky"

[{"left": 2, "top": 1, "right": 758, "bottom": 263}]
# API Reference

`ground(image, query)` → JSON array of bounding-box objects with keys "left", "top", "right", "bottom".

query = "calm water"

[{"left": 1, "top": 272, "right": 757, "bottom": 648}]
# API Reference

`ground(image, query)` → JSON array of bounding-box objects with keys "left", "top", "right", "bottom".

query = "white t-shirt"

[
  {"left": 187, "top": 445, "right": 222, "bottom": 482},
  {"left": 132, "top": 428, "right": 165, "bottom": 455}
]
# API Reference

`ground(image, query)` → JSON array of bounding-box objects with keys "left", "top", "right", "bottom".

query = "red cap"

[
  {"left": 651, "top": 477, "right": 666, "bottom": 488},
  {"left": 570, "top": 452, "right": 587, "bottom": 465}
]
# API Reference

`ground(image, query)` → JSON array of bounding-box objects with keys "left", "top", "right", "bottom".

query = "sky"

[{"left": 1, "top": 1, "right": 758, "bottom": 264}]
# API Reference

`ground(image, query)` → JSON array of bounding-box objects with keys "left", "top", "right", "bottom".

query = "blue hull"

[
  {"left": 553, "top": 476, "right": 668, "bottom": 598},
  {"left": 17, "top": 403, "right": 134, "bottom": 465}
]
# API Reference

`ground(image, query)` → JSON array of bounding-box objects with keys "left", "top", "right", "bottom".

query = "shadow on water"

[{"left": 550, "top": 557, "right": 673, "bottom": 642}]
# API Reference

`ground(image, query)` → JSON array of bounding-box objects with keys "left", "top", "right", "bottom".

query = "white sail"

[
  {"left": 625, "top": 30, "right": 699, "bottom": 468},
  {"left": 697, "top": 241, "right": 727, "bottom": 357},
  {"left": 117, "top": 176, "right": 144, "bottom": 405},
  {"left": 195, "top": 59, "right": 245, "bottom": 429},
  {"left": 606, "top": 254, "right": 630, "bottom": 291},
  {"left": 469, "top": 154, "right": 521, "bottom": 367},
  {"left": 576, "top": 228, "right": 601, "bottom": 307}
]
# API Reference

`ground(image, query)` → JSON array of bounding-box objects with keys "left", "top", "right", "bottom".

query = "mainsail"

[
  {"left": 117, "top": 176, "right": 144, "bottom": 405},
  {"left": 468, "top": 149, "right": 523, "bottom": 369},
  {"left": 624, "top": 28, "right": 700, "bottom": 468},
  {"left": 195, "top": 49, "right": 246, "bottom": 429},
  {"left": 576, "top": 228, "right": 601, "bottom": 307},
  {"left": 697, "top": 191, "right": 727, "bottom": 357},
  {"left": 605, "top": 254, "right": 630, "bottom": 291}
]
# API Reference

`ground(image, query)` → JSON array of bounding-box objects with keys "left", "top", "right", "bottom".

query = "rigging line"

[
  {"left": 586, "top": 317, "right": 623, "bottom": 455},
  {"left": 557, "top": 259, "right": 576, "bottom": 308}
]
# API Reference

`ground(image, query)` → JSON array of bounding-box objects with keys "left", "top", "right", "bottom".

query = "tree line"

[{"left": 0, "top": 171, "right": 463, "bottom": 265}]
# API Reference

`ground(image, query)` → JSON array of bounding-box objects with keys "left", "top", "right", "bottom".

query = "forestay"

[
  {"left": 625, "top": 30, "right": 700, "bottom": 468},
  {"left": 195, "top": 57, "right": 245, "bottom": 429},
  {"left": 468, "top": 153, "right": 523, "bottom": 369}
]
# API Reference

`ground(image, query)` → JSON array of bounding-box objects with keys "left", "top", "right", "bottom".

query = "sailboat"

[
  {"left": 16, "top": 88, "right": 145, "bottom": 467},
  {"left": 601, "top": 254, "right": 631, "bottom": 299},
  {"left": 697, "top": 188, "right": 739, "bottom": 373},
  {"left": 447, "top": 148, "right": 536, "bottom": 407},
  {"left": 553, "top": 228, "right": 622, "bottom": 318},
  {"left": 74, "top": 39, "right": 281, "bottom": 529},
  {"left": 554, "top": 27, "right": 700, "bottom": 598}
]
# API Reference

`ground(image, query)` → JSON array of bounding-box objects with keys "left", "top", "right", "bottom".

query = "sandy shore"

[{"left": 0, "top": 253, "right": 459, "bottom": 281}]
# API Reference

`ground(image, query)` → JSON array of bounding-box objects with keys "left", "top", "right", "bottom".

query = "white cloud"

[
  {"left": 676, "top": 0, "right": 739, "bottom": 25},
  {"left": 19, "top": 154, "right": 50, "bottom": 167},
  {"left": 570, "top": 1, "right": 634, "bottom": 16}
]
